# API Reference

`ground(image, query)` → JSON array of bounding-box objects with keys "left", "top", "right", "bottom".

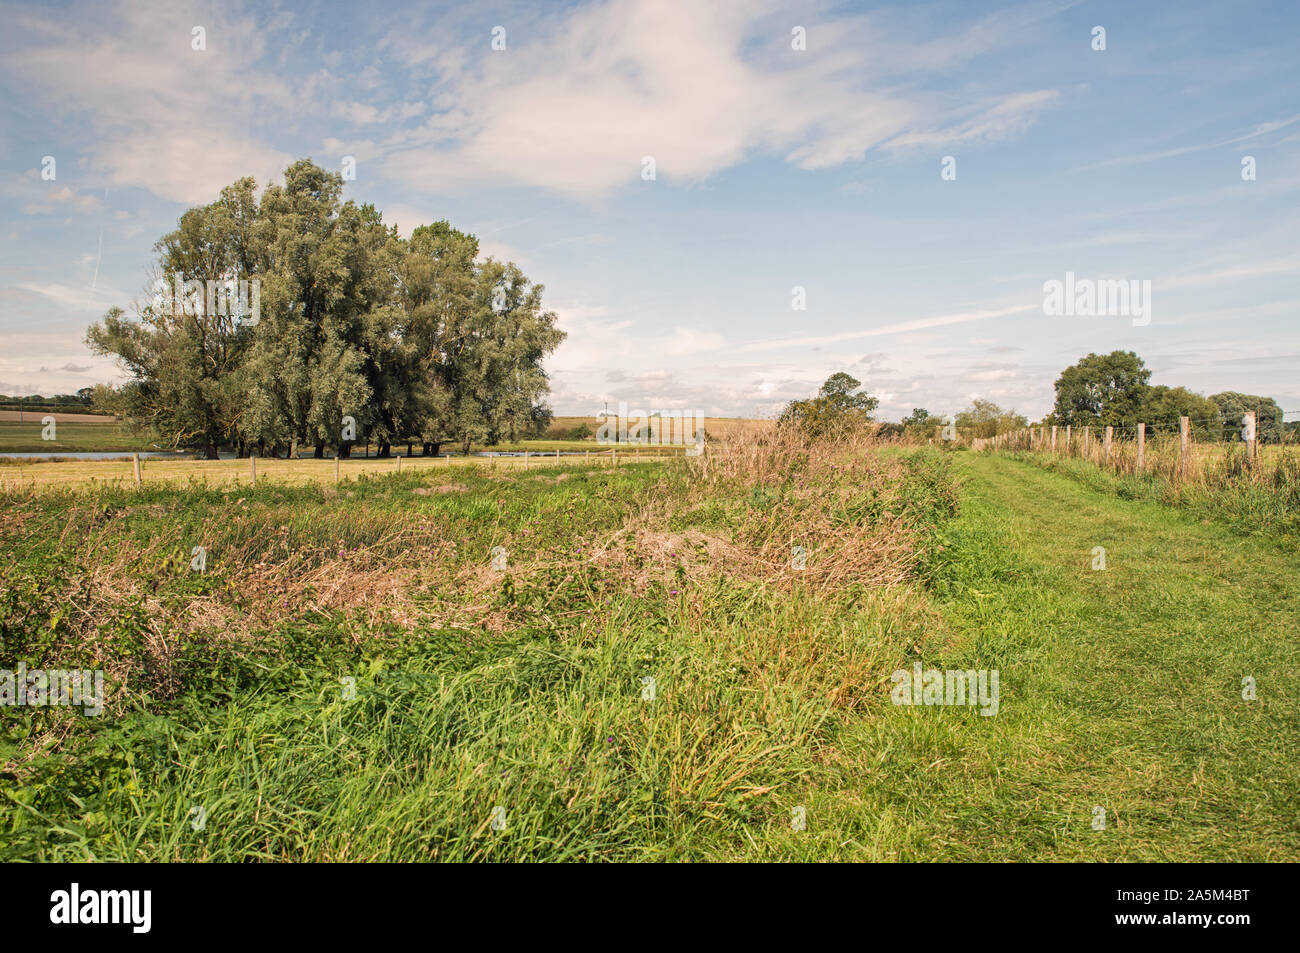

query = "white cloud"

[
  {"left": 379, "top": 0, "right": 1063, "bottom": 199},
  {"left": 3, "top": 2, "right": 297, "bottom": 204}
]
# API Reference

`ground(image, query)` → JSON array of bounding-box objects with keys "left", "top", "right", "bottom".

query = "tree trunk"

[
  {"left": 377, "top": 441, "right": 392, "bottom": 459},
  {"left": 314, "top": 441, "right": 325, "bottom": 459},
  {"left": 339, "top": 442, "right": 352, "bottom": 459},
  {"left": 203, "top": 442, "right": 219, "bottom": 460}
]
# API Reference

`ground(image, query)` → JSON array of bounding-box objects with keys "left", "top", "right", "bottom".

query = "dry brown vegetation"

[{"left": 2, "top": 424, "right": 954, "bottom": 723}]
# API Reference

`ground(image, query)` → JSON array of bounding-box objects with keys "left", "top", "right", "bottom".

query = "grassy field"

[
  {"left": 0, "top": 418, "right": 148, "bottom": 453},
  {"left": 0, "top": 413, "right": 709, "bottom": 457},
  {"left": 0, "top": 446, "right": 683, "bottom": 491},
  {"left": 548, "top": 415, "right": 771, "bottom": 440},
  {"left": 1, "top": 436, "right": 1296, "bottom": 861},
  {"left": 770, "top": 453, "right": 1299, "bottom": 860}
]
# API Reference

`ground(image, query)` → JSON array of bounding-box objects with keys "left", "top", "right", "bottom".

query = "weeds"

[{"left": 0, "top": 436, "right": 958, "bottom": 860}]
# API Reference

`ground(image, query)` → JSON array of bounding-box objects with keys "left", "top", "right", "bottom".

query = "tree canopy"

[
  {"left": 1050, "top": 350, "right": 1152, "bottom": 427},
  {"left": 779, "top": 372, "right": 879, "bottom": 436},
  {"left": 955, "top": 399, "right": 1028, "bottom": 439},
  {"left": 1045, "top": 351, "right": 1288, "bottom": 441},
  {"left": 86, "top": 159, "right": 563, "bottom": 458},
  {"left": 1209, "top": 391, "right": 1285, "bottom": 443}
]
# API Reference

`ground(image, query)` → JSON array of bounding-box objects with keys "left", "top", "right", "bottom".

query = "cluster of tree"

[
  {"left": 0, "top": 389, "right": 102, "bottom": 416},
  {"left": 0, "top": 389, "right": 95, "bottom": 406},
  {"left": 86, "top": 160, "right": 564, "bottom": 459},
  {"left": 881, "top": 402, "right": 1028, "bottom": 440},
  {"left": 1047, "top": 351, "right": 1289, "bottom": 441},
  {"left": 953, "top": 399, "right": 1029, "bottom": 439},
  {"left": 779, "top": 372, "right": 879, "bottom": 436}
]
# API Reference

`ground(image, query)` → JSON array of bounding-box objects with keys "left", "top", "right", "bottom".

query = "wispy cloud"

[
  {"left": 1077, "top": 113, "right": 1300, "bottom": 171},
  {"left": 379, "top": 0, "right": 1064, "bottom": 198},
  {"left": 741, "top": 303, "right": 1037, "bottom": 352}
]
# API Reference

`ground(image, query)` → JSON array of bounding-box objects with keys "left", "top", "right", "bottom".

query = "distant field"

[
  {"left": 548, "top": 415, "right": 771, "bottom": 440},
  {"left": 0, "top": 445, "right": 684, "bottom": 491},
  {"left": 0, "top": 409, "right": 114, "bottom": 423},
  {"left": 0, "top": 417, "right": 148, "bottom": 453},
  {"left": 0, "top": 411, "right": 754, "bottom": 455}
]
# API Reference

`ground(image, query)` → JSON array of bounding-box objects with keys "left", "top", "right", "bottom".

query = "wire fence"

[{"left": 973, "top": 410, "right": 1300, "bottom": 489}]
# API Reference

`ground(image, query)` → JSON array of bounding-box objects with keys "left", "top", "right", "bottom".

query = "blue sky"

[{"left": 2, "top": 0, "right": 1298, "bottom": 421}]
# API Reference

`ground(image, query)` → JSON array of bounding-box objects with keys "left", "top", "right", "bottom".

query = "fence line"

[{"left": 971, "top": 411, "right": 1290, "bottom": 484}]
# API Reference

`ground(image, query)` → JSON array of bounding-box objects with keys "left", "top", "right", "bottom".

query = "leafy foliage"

[
  {"left": 86, "top": 160, "right": 564, "bottom": 459},
  {"left": 778, "top": 372, "right": 879, "bottom": 437}
]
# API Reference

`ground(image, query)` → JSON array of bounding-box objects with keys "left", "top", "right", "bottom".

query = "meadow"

[
  {"left": 0, "top": 415, "right": 148, "bottom": 454},
  {"left": 0, "top": 432, "right": 959, "bottom": 860},
  {"left": 0, "top": 409, "right": 727, "bottom": 460},
  {"left": 0, "top": 445, "right": 687, "bottom": 492},
  {"left": 2, "top": 431, "right": 1296, "bottom": 861}
]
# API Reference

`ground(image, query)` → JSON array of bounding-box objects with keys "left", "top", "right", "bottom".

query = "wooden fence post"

[
  {"left": 250, "top": 454, "right": 257, "bottom": 487},
  {"left": 1104, "top": 425, "right": 1113, "bottom": 466},
  {"left": 1051, "top": 425, "right": 1057, "bottom": 452},
  {"left": 1179, "top": 416, "right": 1190, "bottom": 481},
  {"left": 397, "top": 455, "right": 401, "bottom": 473},
  {"left": 335, "top": 455, "right": 340, "bottom": 483},
  {"left": 133, "top": 453, "right": 142, "bottom": 488},
  {"left": 1065, "top": 425, "right": 1072, "bottom": 455},
  {"left": 1082, "top": 426, "right": 1090, "bottom": 458},
  {"left": 1137, "top": 423, "right": 1145, "bottom": 472},
  {"left": 524, "top": 450, "right": 529, "bottom": 469}
]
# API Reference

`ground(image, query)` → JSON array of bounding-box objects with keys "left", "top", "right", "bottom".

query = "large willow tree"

[{"left": 87, "top": 159, "right": 563, "bottom": 458}]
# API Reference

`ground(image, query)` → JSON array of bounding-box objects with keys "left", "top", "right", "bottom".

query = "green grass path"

[{"left": 764, "top": 453, "right": 1299, "bottom": 861}]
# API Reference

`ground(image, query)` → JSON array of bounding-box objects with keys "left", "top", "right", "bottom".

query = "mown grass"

[
  {"left": 767, "top": 454, "right": 1299, "bottom": 861},
  {"left": 1008, "top": 443, "right": 1300, "bottom": 548}
]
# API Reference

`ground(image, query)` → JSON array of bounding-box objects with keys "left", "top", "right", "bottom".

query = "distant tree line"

[
  {"left": 86, "top": 159, "right": 564, "bottom": 459},
  {"left": 0, "top": 389, "right": 102, "bottom": 414},
  {"left": 1044, "top": 351, "right": 1291, "bottom": 441},
  {"left": 879, "top": 403, "right": 1029, "bottom": 440},
  {"left": 876, "top": 351, "right": 1291, "bottom": 444}
]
